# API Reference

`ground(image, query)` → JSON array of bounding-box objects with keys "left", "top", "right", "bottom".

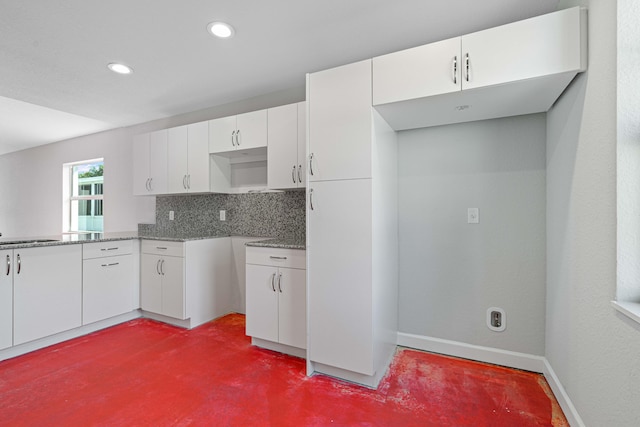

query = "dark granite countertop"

[
  {"left": 245, "top": 238, "right": 306, "bottom": 250},
  {"left": 0, "top": 232, "right": 230, "bottom": 249}
]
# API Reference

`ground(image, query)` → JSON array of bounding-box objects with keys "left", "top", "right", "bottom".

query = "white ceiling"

[{"left": 0, "top": 0, "right": 559, "bottom": 156}]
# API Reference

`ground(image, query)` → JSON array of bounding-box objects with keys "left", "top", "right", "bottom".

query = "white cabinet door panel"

[
  {"left": 308, "top": 179, "right": 373, "bottom": 375},
  {"left": 167, "top": 125, "right": 189, "bottom": 194},
  {"left": 140, "top": 254, "right": 162, "bottom": 314},
  {"left": 83, "top": 254, "right": 134, "bottom": 325},
  {"left": 308, "top": 60, "right": 372, "bottom": 181},
  {"left": 13, "top": 245, "right": 82, "bottom": 346},
  {"left": 148, "top": 130, "right": 168, "bottom": 194},
  {"left": 296, "top": 101, "right": 306, "bottom": 187},
  {"left": 373, "top": 37, "right": 461, "bottom": 105},
  {"left": 461, "top": 7, "right": 585, "bottom": 90},
  {"left": 209, "top": 116, "right": 237, "bottom": 153},
  {"left": 246, "top": 264, "right": 279, "bottom": 343},
  {"left": 268, "top": 103, "right": 298, "bottom": 190},
  {"left": 278, "top": 267, "right": 306, "bottom": 350},
  {"left": 0, "top": 250, "right": 12, "bottom": 350},
  {"left": 236, "top": 110, "right": 267, "bottom": 150},
  {"left": 161, "top": 256, "right": 185, "bottom": 320},
  {"left": 187, "top": 121, "right": 210, "bottom": 193},
  {"left": 132, "top": 133, "right": 151, "bottom": 195}
]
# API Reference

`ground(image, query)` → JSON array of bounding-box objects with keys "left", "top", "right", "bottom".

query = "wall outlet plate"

[
  {"left": 169, "top": 211, "right": 174, "bottom": 221},
  {"left": 220, "top": 210, "right": 226, "bottom": 221},
  {"left": 487, "top": 307, "right": 506, "bottom": 332},
  {"left": 468, "top": 208, "right": 479, "bottom": 224}
]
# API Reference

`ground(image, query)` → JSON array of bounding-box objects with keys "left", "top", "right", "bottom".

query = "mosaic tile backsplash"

[{"left": 139, "top": 191, "right": 306, "bottom": 241}]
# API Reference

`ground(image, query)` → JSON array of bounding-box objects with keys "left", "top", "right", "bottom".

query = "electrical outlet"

[
  {"left": 169, "top": 211, "right": 174, "bottom": 221},
  {"left": 219, "top": 210, "right": 226, "bottom": 221},
  {"left": 467, "top": 208, "right": 479, "bottom": 224},
  {"left": 487, "top": 307, "right": 506, "bottom": 332}
]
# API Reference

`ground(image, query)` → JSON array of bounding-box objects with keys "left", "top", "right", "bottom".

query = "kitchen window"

[{"left": 63, "top": 159, "right": 104, "bottom": 233}]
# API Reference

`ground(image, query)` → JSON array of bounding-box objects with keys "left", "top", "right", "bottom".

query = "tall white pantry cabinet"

[{"left": 306, "top": 59, "right": 399, "bottom": 387}]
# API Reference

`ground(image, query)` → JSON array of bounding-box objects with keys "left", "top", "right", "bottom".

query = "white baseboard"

[
  {"left": 397, "top": 332, "right": 584, "bottom": 426},
  {"left": 397, "top": 332, "right": 546, "bottom": 372},
  {"left": 542, "top": 358, "right": 585, "bottom": 427}
]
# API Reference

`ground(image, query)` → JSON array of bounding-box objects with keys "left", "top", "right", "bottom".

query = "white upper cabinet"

[
  {"left": 267, "top": 102, "right": 306, "bottom": 190},
  {"left": 209, "top": 110, "right": 267, "bottom": 154},
  {"left": 372, "top": 7, "right": 587, "bottom": 130},
  {"left": 373, "top": 37, "right": 462, "bottom": 105},
  {"left": 308, "top": 59, "right": 372, "bottom": 182},
  {"left": 133, "top": 129, "right": 168, "bottom": 196},
  {"left": 167, "top": 121, "right": 210, "bottom": 194},
  {"left": 461, "top": 7, "right": 586, "bottom": 90}
]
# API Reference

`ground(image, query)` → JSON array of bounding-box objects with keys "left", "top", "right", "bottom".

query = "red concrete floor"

[{"left": 0, "top": 314, "right": 567, "bottom": 426}]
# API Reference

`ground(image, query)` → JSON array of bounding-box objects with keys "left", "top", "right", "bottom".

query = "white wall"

[
  {"left": 0, "top": 87, "right": 304, "bottom": 238},
  {"left": 398, "top": 114, "right": 547, "bottom": 355},
  {"left": 547, "top": 1, "right": 640, "bottom": 425}
]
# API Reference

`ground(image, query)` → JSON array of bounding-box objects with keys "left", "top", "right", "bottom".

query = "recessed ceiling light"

[
  {"left": 207, "top": 21, "right": 235, "bottom": 38},
  {"left": 107, "top": 63, "right": 133, "bottom": 75}
]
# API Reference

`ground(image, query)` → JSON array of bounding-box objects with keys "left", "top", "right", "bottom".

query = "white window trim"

[{"left": 62, "top": 158, "right": 104, "bottom": 234}]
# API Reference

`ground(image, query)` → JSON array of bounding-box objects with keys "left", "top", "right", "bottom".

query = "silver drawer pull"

[
  {"left": 101, "top": 262, "right": 120, "bottom": 267},
  {"left": 269, "top": 256, "right": 287, "bottom": 260},
  {"left": 101, "top": 247, "right": 119, "bottom": 251},
  {"left": 156, "top": 247, "right": 168, "bottom": 250}
]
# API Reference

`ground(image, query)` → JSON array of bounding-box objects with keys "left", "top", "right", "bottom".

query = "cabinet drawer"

[
  {"left": 83, "top": 240, "right": 133, "bottom": 260},
  {"left": 141, "top": 240, "right": 184, "bottom": 257},
  {"left": 246, "top": 247, "right": 306, "bottom": 269}
]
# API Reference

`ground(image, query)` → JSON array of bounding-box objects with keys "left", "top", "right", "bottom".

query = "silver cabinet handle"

[
  {"left": 277, "top": 273, "right": 282, "bottom": 293},
  {"left": 16, "top": 254, "right": 21, "bottom": 275},
  {"left": 309, "top": 188, "right": 314, "bottom": 211},
  {"left": 156, "top": 259, "right": 161, "bottom": 275},
  {"left": 452, "top": 55, "right": 457, "bottom": 84},
  {"left": 270, "top": 272, "right": 276, "bottom": 292},
  {"left": 101, "top": 262, "right": 120, "bottom": 267},
  {"left": 309, "top": 153, "right": 315, "bottom": 176},
  {"left": 465, "top": 53, "right": 470, "bottom": 82},
  {"left": 5, "top": 254, "right": 10, "bottom": 276},
  {"left": 183, "top": 175, "right": 187, "bottom": 189},
  {"left": 101, "top": 247, "right": 119, "bottom": 251},
  {"left": 145, "top": 178, "right": 150, "bottom": 191},
  {"left": 160, "top": 259, "right": 165, "bottom": 276},
  {"left": 270, "top": 256, "right": 287, "bottom": 260},
  {"left": 236, "top": 129, "right": 241, "bottom": 146},
  {"left": 292, "top": 165, "right": 297, "bottom": 184},
  {"left": 187, "top": 174, "right": 191, "bottom": 189},
  {"left": 156, "top": 247, "right": 168, "bottom": 250},
  {"left": 231, "top": 130, "right": 236, "bottom": 147},
  {"left": 297, "top": 165, "right": 302, "bottom": 183},
  {"left": 149, "top": 178, "right": 153, "bottom": 191}
]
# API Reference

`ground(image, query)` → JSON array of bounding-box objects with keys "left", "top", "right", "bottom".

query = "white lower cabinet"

[
  {"left": 0, "top": 250, "right": 13, "bottom": 350},
  {"left": 13, "top": 245, "right": 82, "bottom": 346},
  {"left": 141, "top": 242, "right": 186, "bottom": 319},
  {"left": 82, "top": 240, "right": 135, "bottom": 325},
  {"left": 140, "top": 238, "right": 232, "bottom": 327},
  {"left": 246, "top": 247, "right": 306, "bottom": 353}
]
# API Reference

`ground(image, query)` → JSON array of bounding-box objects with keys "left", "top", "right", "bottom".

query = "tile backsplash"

[{"left": 139, "top": 191, "right": 306, "bottom": 241}]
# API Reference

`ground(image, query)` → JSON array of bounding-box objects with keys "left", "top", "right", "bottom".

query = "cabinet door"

[
  {"left": 132, "top": 133, "right": 151, "bottom": 195},
  {"left": 373, "top": 37, "right": 461, "bottom": 105},
  {"left": 209, "top": 116, "right": 237, "bottom": 153},
  {"left": 161, "top": 256, "right": 185, "bottom": 320},
  {"left": 148, "top": 129, "right": 168, "bottom": 194},
  {"left": 0, "top": 250, "right": 12, "bottom": 350},
  {"left": 236, "top": 110, "right": 267, "bottom": 150},
  {"left": 268, "top": 103, "right": 299, "bottom": 190},
  {"left": 296, "top": 102, "right": 306, "bottom": 187},
  {"left": 187, "top": 121, "right": 210, "bottom": 193},
  {"left": 82, "top": 254, "right": 134, "bottom": 325},
  {"left": 167, "top": 125, "right": 189, "bottom": 194},
  {"left": 278, "top": 267, "right": 306, "bottom": 349},
  {"left": 13, "top": 245, "right": 82, "bottom": 346},
  {"left": 308, "top": 179, "right": 374, "bottom": 375},
  {"left": 461, "top": 7, "right": 585, "bottom": 90},
  {"left": 246, "top": 264, "right": 279, "bottom": 343},
  {"left": 308, "top": 60, "right": 372, "bottom": 181},
  {"left": 140, "top": 254, "right": 162, "bottom": 314}
]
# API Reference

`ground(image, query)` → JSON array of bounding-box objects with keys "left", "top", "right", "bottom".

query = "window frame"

[{"left": 63, "top": 158, "right": 104, "bottom": 234}]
